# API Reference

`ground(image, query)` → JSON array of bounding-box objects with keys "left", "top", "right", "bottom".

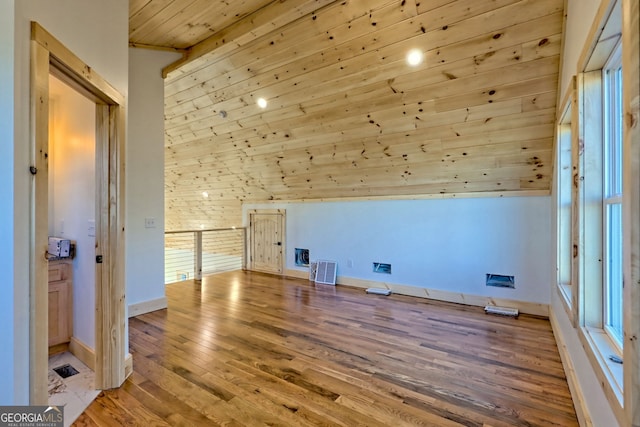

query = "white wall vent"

[
  {"left": 308, "top": 261, "right": 318, "bottom": 281},
  {"left": 315, "top": 260, "right": 337, "bottom": 285}
]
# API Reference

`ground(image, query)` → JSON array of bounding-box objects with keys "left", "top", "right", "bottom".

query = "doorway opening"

[
  {"left": 46, "top": 73, "right": 101, "bottom": 419},
  {"left": 30, "top": 22, "right": 128, "bottom": 405}
]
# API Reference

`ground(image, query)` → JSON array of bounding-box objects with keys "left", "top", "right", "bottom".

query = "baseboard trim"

[
  {"left": 48, "top": 342, "right": 69, "bottom": 356},
  {"left": 284, "top": 269, "right": 549, "bottom": 317},
  {"left": 69, "top": 336, "right": 95, "bottom": 371},
  {"left": 128, "top": 297, "right": 168, "bottom": 318},
  {"left": 124, "top": 352, "right": 133, "bottom": 380},
  {"left": 549, "top": 310, "right": 592, "bottom": 427}
]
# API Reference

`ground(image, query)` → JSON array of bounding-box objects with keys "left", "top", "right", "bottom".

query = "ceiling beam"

[
  {"left": 162, "top": 0, "right": 342, "bottom": 78},
  {"left": 129, "top": 42, "right": 188, "bottom": 54}
]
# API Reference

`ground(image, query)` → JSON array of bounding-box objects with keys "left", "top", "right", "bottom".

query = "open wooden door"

[{"left": 249, "top": 209, "right": 285, "bottom": 274}]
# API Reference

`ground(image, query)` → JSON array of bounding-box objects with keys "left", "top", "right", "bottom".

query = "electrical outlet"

[
  {"left": 347, "top": 259, "right": 353, "bottom": 268},
  {"left": 144, "top": 217, "right": 156, "bottom": 228}
]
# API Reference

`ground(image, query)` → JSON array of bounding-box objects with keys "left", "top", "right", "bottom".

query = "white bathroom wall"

[
  {"left": 48, "top": 75, "right": 96, "bottom": 349},
  {"left": 245, "top": 196, "right": 552, "bottom": 305}
]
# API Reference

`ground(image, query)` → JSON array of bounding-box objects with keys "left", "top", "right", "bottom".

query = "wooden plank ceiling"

[{"left": 130, "top": 0, "right": 564, "bottom": 230}]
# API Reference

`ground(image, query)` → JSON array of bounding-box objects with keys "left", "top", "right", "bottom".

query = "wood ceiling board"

[
  {"left": 164, "top": 52, "right": 558, "bottom": 144},
  {"left": 163, "top": 0, "right": 559, "bottom": 105},
  {"left": 162, "top": 13, "right": 561, "bottom": 118},
  {"left": 153, "top": 0, "right": 273, "bottom": 49},
  {"left": 164, "top": 0, "right": 421, "bottom": 82},
  {"left": 165, "top": 146, "right": 551, "bottom": 189},
  {"left": 434, "top": 76, "right": 558, "bottom": 113},
  {"left": 165, "top": 108, "right": 557, "bottom": 169},
  {"left": 153, "top": 0, "right": 564, "bottom": 229},
  {"left": 162, "top": 0, "right": 344, "bottom": 76},
  {"left": 130, "top": 0, "right": 202, "bottom": 44},
  {"left": 129, "top": 0, "right": 275, "bottom": 49},
  {"left": 164, "top": 39, "right": 559, "bottom": 139},
  {"left": 165, "top": 91, "right": 529, "bottom": 149}
]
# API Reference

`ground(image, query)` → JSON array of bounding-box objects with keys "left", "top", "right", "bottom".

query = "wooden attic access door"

[
  {"left": 30, "top": 23, "right": 126, "bottom": 403},
  {"left": 249, "top": 210, "right": 285, "bottom": 275}
]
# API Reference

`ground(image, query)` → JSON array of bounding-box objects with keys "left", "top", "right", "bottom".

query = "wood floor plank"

[{"left": 75, "top": 270, "right": 578, "bottom": 426}]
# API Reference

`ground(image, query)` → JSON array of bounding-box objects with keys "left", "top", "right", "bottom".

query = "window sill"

[
  {"left": 556, "top": 283, "right": 573, "bottom": 321},
  {"left": 580, "top": 326, "right": 624, "bottom": 406}
]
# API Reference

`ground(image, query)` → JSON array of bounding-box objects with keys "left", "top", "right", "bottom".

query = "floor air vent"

[
  {"left": 315, "top": 260, "right": 337, "bottom": 285},
  {"left": 484, "top": 305, "right": 519, "bottom": 317},
  {"left": 53, "top": 363, "right": 79, "bottom": 379},
  {"left": 366, "top": 287, "right": 392, "bottom": 296}
]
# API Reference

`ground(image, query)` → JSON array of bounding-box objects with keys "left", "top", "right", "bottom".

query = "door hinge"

[{"left": 96, "top": 255, "right": 103, "bottom": 264}]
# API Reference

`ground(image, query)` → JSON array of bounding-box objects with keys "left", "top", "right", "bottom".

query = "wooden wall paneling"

[
  {"left": 94, "top": 104, "right": 111, "bottom": 389},
  {"left": 569, "top": 76, "right": 580, "bottom": 327},
  {"left": 622, "top": 0, "right": 639, "bottom": 424},
  {"left": 29, "top": 36, "right": 50, "bottom": 406}
]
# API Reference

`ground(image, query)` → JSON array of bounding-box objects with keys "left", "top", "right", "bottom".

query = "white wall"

[
  {"left": 126, "top": 48, "right": 181, "bottom": 313},
  {"left": 0, "top": 0, "right": 128, "bottom": 405},
  {"left": 0, "top": 0, "right": 26, "bottom": 405},
  {"left": 551, "top": 0, "right": 619, "bottom": 425},
  {"left": 245, "top": 196, "right": 552, "bottom": 304},
  {"left": 49, "top": 75, "right": 96, "bottom": 349}
]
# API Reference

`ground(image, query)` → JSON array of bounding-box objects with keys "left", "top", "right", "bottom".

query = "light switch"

[{"left": 88, "top": 220, "right": 95, "bottom": 237}]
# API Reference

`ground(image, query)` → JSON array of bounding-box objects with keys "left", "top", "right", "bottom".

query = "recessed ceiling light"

[
  {"left": 202, "top": 191, "right": 209, "bottom": 198},
  {"left": 257, "top": 97, "right": 268, "bottom": 109},
  {"left": 406, "top": 49, "right": 424, "bottom": 66}
]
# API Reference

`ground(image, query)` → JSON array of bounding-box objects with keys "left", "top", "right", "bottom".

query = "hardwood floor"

[{"left": 74, "top": 271, "right": 578, "bottom": 426}]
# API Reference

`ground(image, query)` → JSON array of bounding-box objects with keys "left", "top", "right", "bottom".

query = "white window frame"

[
  {"left": 556, "top": 98, "right": 573, "bottom": 314},
  {"left": 601, "top": 43, "right": 623, "bottom": 349}
]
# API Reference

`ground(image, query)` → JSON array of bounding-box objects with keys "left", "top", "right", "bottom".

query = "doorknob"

[{"left": 273, "top": 242, "right": 282, "bottom": 246}]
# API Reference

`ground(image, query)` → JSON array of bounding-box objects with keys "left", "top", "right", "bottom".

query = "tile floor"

[{"left": 48, "top": 352, "right": 100, "bottom": 427}]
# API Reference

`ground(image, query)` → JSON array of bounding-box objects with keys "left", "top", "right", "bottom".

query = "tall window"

[
  {"left": 603, "top": 43, "right": 623, "bottom": 348},
  {"left": 557, "top": 103, "right": 572, "bottom": 307}
]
